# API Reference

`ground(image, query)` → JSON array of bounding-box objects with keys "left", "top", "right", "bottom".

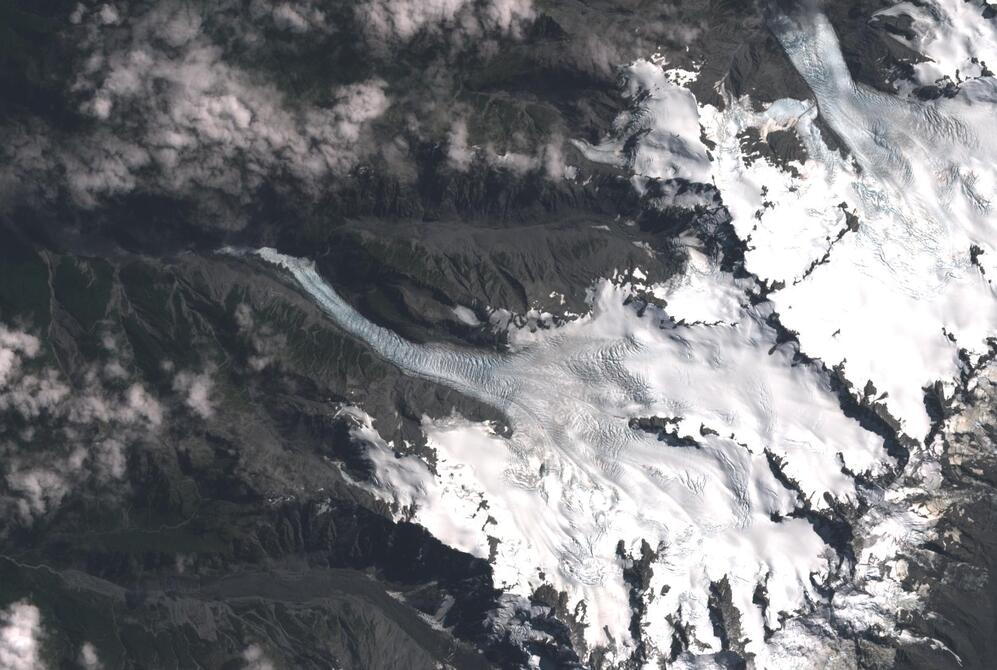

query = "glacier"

[
  {"left": 706, "top": 8, "right": 997, "bottom": 440},
  {"left": 257, "top": 247, "right": 888, "bottom": 664},
  {"left": 248, "top": 3, "right": 997, "bottom": 666}
]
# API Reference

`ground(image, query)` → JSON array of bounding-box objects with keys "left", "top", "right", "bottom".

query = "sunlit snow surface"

[
  {"left": 875, "top": 0, "right": 997, "bottom": 87},
  {"left": 570, "top": 58, "right": 712, "bottom": 184},
  {"left": 259, "top": 247, "right": 886, "bottom": 662},
  {"left": 251, "top": 4, "right": 997, "bottom": 665},
  {"left": 706, "top": 10, "right": 997, "bottom": 439}
]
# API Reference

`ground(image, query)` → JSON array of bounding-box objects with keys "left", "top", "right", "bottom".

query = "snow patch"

[
  {"left": 875, "top": 0, "right": 997, "bottom": 88},
  {"left": 572, "top": 59, "right": 712, "bottom": 184},
  {"left": 451, "top": 305, "right": 481, "bottom": 326}
]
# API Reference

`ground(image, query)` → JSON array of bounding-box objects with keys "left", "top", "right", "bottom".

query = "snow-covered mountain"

[
  {"left": 2, "top": 1, "right": 996, "bottom": 668},
  {"left": 251, "top": 3, "right": 997, "bottom": 666}
]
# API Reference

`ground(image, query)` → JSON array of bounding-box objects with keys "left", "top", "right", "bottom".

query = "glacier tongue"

[
  {"left": 250, "top": 5, "right": 997, "bottom": 663},
  {"left": 257, "top": 247, "right": 888, "bottom": 662}
]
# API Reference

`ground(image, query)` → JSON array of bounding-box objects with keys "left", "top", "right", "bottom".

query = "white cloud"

[
  {"left": 242, "top": 644, "right": 274, "bottom": 670},
  {"left": 102, "top": 360, "right": 127, "bottom": 379},
  {"left": 446, "top": 119, "right": 475, "bottom": 171},
  {"left": 1, "top": 0, "right": 539, "bottom": 213},
  {"left": 331, "top": 81, "right": 391, "bottom": 142},
  {"left": 234, "top": 303, "right": 254, "bottom": 332},
  {"left": 0, "top": 327, "right": 70, "bottom": 419},
  {"left": 541, "top": 138, "right": 575, "bottom": 180},
  {"left": 98, "top": 4, "right": 120, "bottom": 26},
  {"left": 69, "top": 4, "right": 86, "bottom": 25},
  {"left": 359, "top": 0, "right": 534, "bottom": 45},
  {"left": 0, "top": 327, "right": 40, "bottom": 359},
  {"left": 173, "top": 370, "right": 215, "bottom": 419},
  {"left": 0, "top": 327, "right": 40, "bottom": 386},
  {"left": 80, "top": 642, "right": 102, "bottom": 669},
  {"left": 250, "top": 0, "right": 334, "bottom": 34},
  {"left": 95, "top": 439, "right": 127, "bottom": 479},
  {"left": 123, "top": 384, "right": 164, "bottom": 426},
  {"left": 361, "top": 0, "right": 470, "bottom": 41},
  {"left": 0, "top": 600, "right": 44, "bottom": 670},
  {"left": 485, "top": 148, "right": 538, "bottom": 174},
  {"left": 6, "top": 466, "right": 72, "bottom": 522},
  {"left": 447, "top": 120, "right": 575, "bottom": 180},
  {"left": 483, "top": 0, "right": 535, "bottom": 34},
  {"left": 235, "top": 304, "right": 287, "bottom": 371},
  {"left": 269, "top": 3, "right": 325, "bottom": 33},
  {"left": 10, "top": 2, "right": 392, "bottom": 211},
  {"left": 0, "top": 323, "right": 164, "bottom": 525}
]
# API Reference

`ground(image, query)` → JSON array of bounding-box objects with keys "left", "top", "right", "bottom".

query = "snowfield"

[
  {"left": 258, "top": 247, "right": 886, "bottom": 664},
  {"left": 251, "top": 2, "right": 997, "bottom": 665}
]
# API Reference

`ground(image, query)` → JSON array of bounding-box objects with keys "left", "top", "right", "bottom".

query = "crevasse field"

[{"left": 255, "top": 4, "right": 996, "bottom": 667}]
